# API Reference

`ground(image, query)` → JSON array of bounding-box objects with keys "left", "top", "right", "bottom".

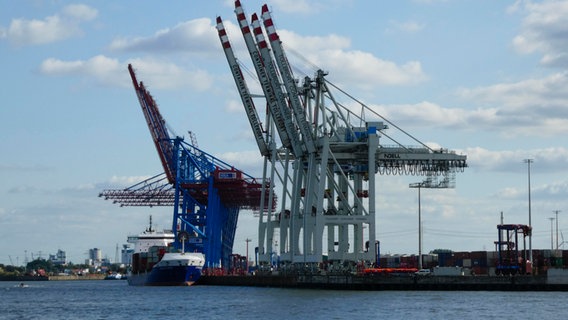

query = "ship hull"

[{"left": 128, "top": 265, "right": 202, "bottom": 286}]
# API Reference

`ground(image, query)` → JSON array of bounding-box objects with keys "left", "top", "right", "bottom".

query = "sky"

[{"left": 1, "top": 0, "right": 568, "bottom": 266}]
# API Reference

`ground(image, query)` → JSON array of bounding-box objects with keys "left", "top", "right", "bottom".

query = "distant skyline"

[{"left": 2, "top": 0, "right": 568, "bottom": 265}]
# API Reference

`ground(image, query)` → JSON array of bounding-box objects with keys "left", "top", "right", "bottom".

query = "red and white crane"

[
  {"left": 261, "top": 4, "right": 316, "bottom": 155},
  {"left": 216, "top": 16, "right": 270, "bottom": 157},
  {"left": 218, "top": 1, "right": 467, "bottom": 273},
  {"left": 128, "top": 64, "right": 176, "bottom": 184}
]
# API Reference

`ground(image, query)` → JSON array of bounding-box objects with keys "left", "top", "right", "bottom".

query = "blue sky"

[{"left": 1, "top": 0, "right": 568, "bottom": 266}]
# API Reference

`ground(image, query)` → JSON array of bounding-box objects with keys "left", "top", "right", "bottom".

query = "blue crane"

[{"left": 100, "top": 64, "right": 272, "bottom": 269}]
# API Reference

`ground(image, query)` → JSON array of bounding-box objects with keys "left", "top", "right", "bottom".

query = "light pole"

[
  {"left": 524, "top": 158, "right": 533, "bottom": 267},
  {"left": 553, "top": 210, "right": 561, "bottom": 250},
  {"left": 549, "top": 217, "right": 554, "bottom": 251},
  {"left": 410, "top": 177, "right": 449, "bottom": 270},
  {"left": 245, "top": 238, "right": 251, "bottom": 272},
  {"left": 410, "top": 182, "right": 423, "bottom": 270}
]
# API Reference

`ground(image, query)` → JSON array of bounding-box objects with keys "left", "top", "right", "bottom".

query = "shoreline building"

[{"left": 49, "top": 249, "right": 67, "bottom": 266}]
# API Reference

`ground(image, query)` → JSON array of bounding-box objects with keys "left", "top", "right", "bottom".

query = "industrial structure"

[
  {"left": 494, "top": 224, "right": 531, "bottom": 275},
  {"left": 216, "top": 1, "right": 467, "bottom": 273},
  {"left": 100, "top": 64, "right": 271, "bottom": 268}
]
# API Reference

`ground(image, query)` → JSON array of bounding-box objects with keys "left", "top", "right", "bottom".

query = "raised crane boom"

[
  {"left": 216, "top": 16, "right": 270, "bottom": 157},
  {"left": 232, "top": 1, "right": 301, "bottom": 156},
  {"left": 261, "top": 4, "right": 316, "bottom": 155},
  {"left": 128, "top": 64, "right": 176, "bottom": 184},
  {"left": 250, "top": 13, "right": 304, "bottom": 157}
]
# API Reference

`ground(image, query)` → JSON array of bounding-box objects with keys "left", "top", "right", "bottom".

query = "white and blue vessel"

[{"left": 127, "top": 217, "right": 205, "bottom": 286}]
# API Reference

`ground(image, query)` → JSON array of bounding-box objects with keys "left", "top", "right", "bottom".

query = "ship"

[{"left": 127, "top": 216, "right": 205, "bottom": 286}]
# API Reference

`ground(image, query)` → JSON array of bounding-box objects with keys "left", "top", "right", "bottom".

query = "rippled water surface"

[{"left": 1, "top": 280, "right": 567, "bottom": 319}]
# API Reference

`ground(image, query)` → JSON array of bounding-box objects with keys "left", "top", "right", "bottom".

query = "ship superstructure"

[
  {"left": 127, "top": 216, "right": 205, "bottom": 286},
  {"left": 127, "top": 217, "right": 175, "bottom": 254}
]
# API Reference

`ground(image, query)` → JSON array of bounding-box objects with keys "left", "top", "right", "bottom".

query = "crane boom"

[
  {"left": 99, "top": 173, "right": 175, "bottom": 207},
  {"left": 250, "top": 13, "right": 304, "bottom": 157},
  {"left": 261, "top": 5, "right": 316, "bottom": 154},
  {"left": 215, "top": 16, "right": 270, "bottom": 157},
  {"left": 127, "top": 64, "right": 176, "bottom": 184},
  {"left": 234, "top": 1, "right": 298, "bottom": 155}
]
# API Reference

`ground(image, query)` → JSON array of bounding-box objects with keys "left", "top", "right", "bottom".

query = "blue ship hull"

[{"left": 128, "top": 265, "right": 202, "bottom": 286}]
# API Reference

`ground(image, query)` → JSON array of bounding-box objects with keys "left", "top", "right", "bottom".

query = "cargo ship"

[{"left": 127, "top": 217, "right": 205, "bottom": 286}]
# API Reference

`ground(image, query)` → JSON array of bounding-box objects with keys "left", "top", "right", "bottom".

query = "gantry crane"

[
  {"left": 100, "top": 64, "right": 272, "bottom": 269},
  {"left": 217, "top": 1, "right": 467, "bottom": 273},
  {"left": 494, "top": 224, "right": 531, "bottom": 275}
]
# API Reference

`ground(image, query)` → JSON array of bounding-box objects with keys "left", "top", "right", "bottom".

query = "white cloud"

[
  {"left": 512, "top": 0, "right": 568, "bottom": 67},
  {"left": 271, "top": 0, "right": 314, "bottom": 14},
  {"left": 39, "top": 56, "right": 214, "bottom": 91},
  {"left": 365, "top": 101, "right": 516, "bottom": 137},
  {"left": 225, "top": 99, "right": 244, "bottom": 113},
  {"left": 215, "top": 150, "right": 264, "bottom": 176},
  {"left": 108, "top": 18, "right": 219, "bottom": 55},
  {"left": 126, "top": 58, "right": 214, "bottom": 91},
  {"left": 387, "top": 20, "right": 426, "bottom": 33},
  {"left": 464, "top": 146, "right": 568, "bottom": 173},
  {"left": 279, "top": 30, "right": 427, "bottom": 87},
  {"left": 289, "top": 87, "right": 567, "bottom": 140},
  {"left": 62, "top": 4, "right": 98, "bottom": 21},
  {"left": 2, "top": 4, "right": 97, "bottom": 46},
  {"left": 109, "top": 175, "right": 153, "bottom": 187},
  {"left": 455, "top": 72, "right": 568, "bottom": 136},
  {"left": 40, "top": 55, "right": 123, "bottom": 86},
  {"left": 495, "top": 179, "right": 568, "bottom": 202},
  {"left": 108, "top": 15, "right": 425, "bottom": 90},
  {"left": 372, "top": 101, "right": 472, "bottom": 128},
  {"left": 7, "top": 15, "right": 74, "bottom": 46}
]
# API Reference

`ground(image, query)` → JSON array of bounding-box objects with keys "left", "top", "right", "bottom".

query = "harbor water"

[{"left": 1, "top": 280, "right": 567, "bottom": 319}]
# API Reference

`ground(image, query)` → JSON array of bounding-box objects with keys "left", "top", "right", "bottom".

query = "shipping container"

[
  {"left": 437, "top": 252, "right": 453, "bottom": 267},
  {"left": 472, "top": 266, "right": 488, "bottom": 275},
  {"left": 454, "top": 251, "right": 470, "bottom": 260}
]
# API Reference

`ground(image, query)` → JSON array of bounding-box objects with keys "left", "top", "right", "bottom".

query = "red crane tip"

[
  {"left": 216, "top": 16, "right": 222, "bottom": 23},
  {"left": 251, "top": 13, "right": 258, "bottom": 21},
  {"left": 262, "top": 4, "right": 269, "bottom": 13},
  {"left": 235, "top": 0, "right": 241, "bottom": 7}
]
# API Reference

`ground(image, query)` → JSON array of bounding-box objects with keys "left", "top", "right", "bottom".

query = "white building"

[{"left": 49, "top": 249, "right": 66, "bottom": 265}]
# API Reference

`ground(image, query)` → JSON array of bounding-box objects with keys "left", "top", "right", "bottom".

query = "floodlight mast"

[{"left": 410, "top": 175, "right": 451, "bottom": 270}]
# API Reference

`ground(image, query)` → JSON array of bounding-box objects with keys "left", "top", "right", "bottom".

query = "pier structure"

[{"left": 217, "top": 1, "right": 467, "bottom": 273}]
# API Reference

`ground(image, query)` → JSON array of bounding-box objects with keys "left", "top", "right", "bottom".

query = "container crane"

[
  {"left": 218, "top": 1, "right": 467, "bottom": 273},
  {"left": 100, "top": 64, "right": 273, "bottom": 269},
  {"left": 494, "top": 224, "right": 531, "bottom": 275}
]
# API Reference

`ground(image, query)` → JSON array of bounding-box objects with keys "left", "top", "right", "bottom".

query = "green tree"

[{"left": 26, "top": 258, "right": 54, "bottom": 273}]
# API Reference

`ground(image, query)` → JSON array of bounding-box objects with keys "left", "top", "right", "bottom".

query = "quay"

[
  {"left": 48, "top": 274, "right": 106, "bottom": 281},
  {"left": 197, "top": 272, "right": 568, "bottom": 291},
  {"left": 0, "top": 274, "right": 106, "bottom": 281}
]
